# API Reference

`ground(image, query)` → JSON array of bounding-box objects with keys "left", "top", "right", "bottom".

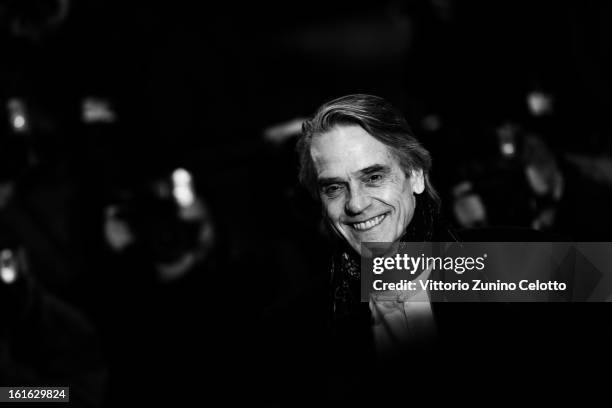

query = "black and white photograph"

[{"left": 1, "top": 0, "right": 612, "bottom": 406}]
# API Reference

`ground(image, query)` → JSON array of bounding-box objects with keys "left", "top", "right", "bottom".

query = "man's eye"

[
  {"left": 367, "top": 174, "right": 383, "bottom": 183},
  {"left": 323, "top": 185, "right": 343, "bottom": 196}
]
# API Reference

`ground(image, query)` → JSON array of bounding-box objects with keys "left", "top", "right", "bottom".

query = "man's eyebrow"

[
  {"left": 358, "top": 164, "right": 391, "bottom": 176},
  {"left": 317, "top": 165, "right": 390, "bottom": 187},
  {"left": 318, "top": 177, "right": 345, "bottom": 187}
]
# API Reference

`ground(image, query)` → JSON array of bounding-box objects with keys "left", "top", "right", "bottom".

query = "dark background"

[{"left": 1, "top": 0, "right": 612, "bottom": 406}]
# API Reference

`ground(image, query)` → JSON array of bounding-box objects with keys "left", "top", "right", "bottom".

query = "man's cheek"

[{"left": 322, "top": 201, "right": 335, "bottom": 218}]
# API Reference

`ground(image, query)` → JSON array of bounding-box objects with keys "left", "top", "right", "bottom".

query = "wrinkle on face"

[{"left": 311, "top": 125, "right": 424, "bottom": 255}]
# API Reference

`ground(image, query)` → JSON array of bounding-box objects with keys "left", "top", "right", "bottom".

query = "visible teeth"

[{"left": 352, "top": 214, "right": 386, "bottom": 231}]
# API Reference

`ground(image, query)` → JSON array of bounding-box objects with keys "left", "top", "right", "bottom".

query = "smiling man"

[
  {"left": 298, "top": 94, "right": 442, "bottom": 253},
  {"left": 310, "top": 124, "right": 425, "bottom": 254},
  {"left": 294, "top": 94, "right": 462, "bottom": 402},
  {"left": 297, "top": 94, "right": 448, "bottom": 358},
  {"left": 291, "top": 95, "right": 610, "bottom": 404}
]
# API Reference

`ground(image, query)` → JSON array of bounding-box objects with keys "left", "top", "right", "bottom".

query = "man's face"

[{"left": 310, "top": 125, "right": 424, "bottom": 255}]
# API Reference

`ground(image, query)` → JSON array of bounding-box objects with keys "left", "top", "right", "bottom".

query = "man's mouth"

[{"left": 349, "top": 213, "right": 388, "bottom": 231}]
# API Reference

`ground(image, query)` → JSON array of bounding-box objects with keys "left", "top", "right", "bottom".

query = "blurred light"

[
  {"left": 496, "top": 122, "right": 518, "bottom": 158},
  {"left": 172, "top": 168, "right": 195, "bottom": 208},
  {"left": 532, "top": 208, "right": 556, "bottom": 231},
  {"left": 82, "top": 97, "right": 117, "bottom": 124},
  {"left": 527, "top": 91, "right": 553, "bottom": 117},
  {"left": 172, "top": 168, "right": 192, "bottom": 186},
  {"left": 452, "top": 181, "right": 473, "bottom": 198},
  {"left": 7, "top": 98, "right": 29, "bottom": 133},
  {"left": 103, "top": 206, "right": 134, "bottom": 252},
  {"left": 179, "top": 197, "right": 206, "bottom": 221},
  {"left": 174, "top": 187, "right": 195, "bottom": 208},
  {"left": 0, "top": 249, "right": 17, "bottom": 284},
  {"left": 501, "top": 142, "right": 515, "bottom": 157},
  {"left": 13, "top": 115, "right": 26, "bottom": 129},
  {"left": 525, "top": 165, "right": 550, "bottom": 195},
  {"left": 263, "top": 118, "right": 305, "bottom": 143},
  {"left": 454, "top": 194, "right": 487, "bottom": 228}
]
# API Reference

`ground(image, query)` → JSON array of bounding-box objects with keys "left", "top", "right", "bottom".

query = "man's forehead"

[{"left": 310, "top": 125, "right": 397, "bottom": 177}]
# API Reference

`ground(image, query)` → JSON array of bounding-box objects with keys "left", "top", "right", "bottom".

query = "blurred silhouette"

[
  {"left": 0, "top": 230, "right": 107, "bottom": 407},
  {"left": 449, "top": 121, "right": 612, "bottom": 240}
]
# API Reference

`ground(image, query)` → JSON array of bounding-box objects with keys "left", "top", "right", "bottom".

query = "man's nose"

[{"left": 345, "top": 187, "right": 371, "bottom": 215}]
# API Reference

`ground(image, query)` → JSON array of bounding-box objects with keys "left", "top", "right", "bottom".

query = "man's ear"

[{"left": 410, "top": 169, "right": 425, "bottom": 194}]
